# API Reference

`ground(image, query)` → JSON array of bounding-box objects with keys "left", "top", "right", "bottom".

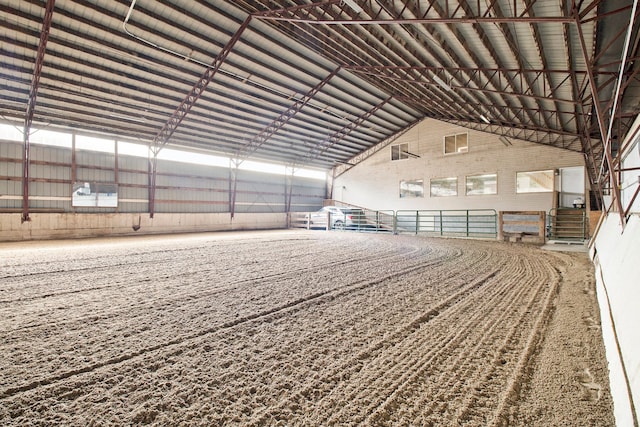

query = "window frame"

[
  {"left": 516, "top": 169, "right": 555, "bottom": 194},
  {"left": 443, "top": 133, "right": 468, "bottom": 155},
  {"left": 399, "top": 179, "right": 424, "bottom": 198},
  {"left": 430, "top": 177, "right": 458, "bottom": 197},
  {"left": 465, "top": 173, "right": 497, "bottom": 196},
  {"left": 391, "top": 143, "right": 410, "bottom": 161}
]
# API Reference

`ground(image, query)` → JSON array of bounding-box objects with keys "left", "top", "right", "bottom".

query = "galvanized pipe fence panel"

[
  {"left": 395, "top": 210, "right": 497, "bottom": 237},
  {"left": 293, "top": 208, "right": 497, "bottom": 238}
]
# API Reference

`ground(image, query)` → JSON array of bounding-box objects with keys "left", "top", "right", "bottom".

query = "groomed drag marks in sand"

[{"left": 0, "top": 231, "right": 613, "bottom": 426}]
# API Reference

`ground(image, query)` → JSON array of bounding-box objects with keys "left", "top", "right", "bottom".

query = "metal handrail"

[
  {"left": 547, "top": 207, "right": 587, "bottom": 240},
  {"left": 294, "top": 207, "right": 498, "bottom": 239},
  {"left": 395, "top": 209, "right": 497, "bottom": 237}
]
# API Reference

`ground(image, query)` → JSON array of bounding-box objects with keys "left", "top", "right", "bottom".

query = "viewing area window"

[
  {"left": 516, "top": 170, "right": 554, "bottom": 193},
  {"left": 466, "top": 173, "right": 497, "bottom": 195},
  {"left": 400, "top": 179, "right": 424, "bottom": 198},
  {"left": 430, "top": 177, "right": 458, "bottom": 197}
]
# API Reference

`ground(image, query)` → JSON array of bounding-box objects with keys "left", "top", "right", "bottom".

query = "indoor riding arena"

[
  {"left": 1, "top": 1, "right": 639, "bottom": 426},
  {"left": 0, "top": 231, "right": 614, "bottom": 425}
]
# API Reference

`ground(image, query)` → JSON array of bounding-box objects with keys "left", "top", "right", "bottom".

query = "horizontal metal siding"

[
  {"left": 154, "top": 160, "right": 229, "bottom": 214},
  {"left": 1, "top": 141, "right": 24, "bottom": 208},
  {"left": 1, "top": 141, "right": 327, "bottom": 215},
  {"left": 235, "top": 171, "right": 285, "bottom": 214},
  {"left": 0, "top": 141, "right": 21, "bottom": 158},
  {"left": 290, "top": 178, "right": 325, "bottom": 212}
]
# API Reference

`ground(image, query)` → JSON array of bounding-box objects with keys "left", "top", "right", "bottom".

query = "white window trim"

[
  {"left": 443, "top": 132, "right": 469, "bottom": 155},
  {"left": 430, "top": 177, "right": 458, "bottom": 197},
  {"left": 465, "top": 173, "right": 498, "bottom": 196},
  {"left": 516, "top": 169, "right": 555, "bottom": 194},
  {"left": 391, "top": 143, "right": 410, "bottom": 161}
]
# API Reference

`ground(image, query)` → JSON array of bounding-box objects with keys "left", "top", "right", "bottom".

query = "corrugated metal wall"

[
  {"left": 0, "top": 142, "right": 22, "bottom": 210},
  {"left": 0, "top": 140, "right": 325, "bottom": 215}
]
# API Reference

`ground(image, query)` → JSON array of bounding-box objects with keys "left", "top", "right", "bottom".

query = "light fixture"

[
  {"left": 341, "top": 0, "right": 363, "bottom": 13},
  {"left": 480, "top": 114, "right": 491, "bottom": 124},
  {"left": 432, "top": 75, "right": 453, "bottom": 93}
]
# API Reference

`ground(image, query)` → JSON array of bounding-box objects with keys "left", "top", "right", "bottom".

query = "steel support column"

[
  {"left": 148, "top": 152, "right": 158, "bottom": 218},
  {"left": 572, "top": 3, "right": 625, "bottom": 224},
  {"left": 229, "top": 161, "right": 239, "bottom": 219},
  {"left": 22, "top": 0, "right": 55, "bottom": 223},
  {"left": 285, "top": 167, "right": 295, "bottom": 218},
  {"left": 229, "top": 66, "right": 339, "bottom": 214},
  {"left": 147, "top": 15, "right": 253, "bottom": 218}
]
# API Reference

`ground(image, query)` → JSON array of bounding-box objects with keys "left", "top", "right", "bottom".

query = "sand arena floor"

[{"left": 0, "top": 230, "right": 613, "bottom": 426}]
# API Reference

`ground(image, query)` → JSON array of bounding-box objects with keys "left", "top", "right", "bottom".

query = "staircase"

[{"left": 548, "top": 208, "right": 587, "bottom": 241}]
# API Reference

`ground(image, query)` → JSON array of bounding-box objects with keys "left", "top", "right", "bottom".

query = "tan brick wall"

[{"left": 334, "top": 118, "right": 585, "bottom": 214}]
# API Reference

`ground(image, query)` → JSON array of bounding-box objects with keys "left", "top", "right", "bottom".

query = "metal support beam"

[
  {"left": 235, "top": 67, "right": 341, "bottom": 162},
  {"left": 572, "top": 2, "right": 625, "bottom": 225},
  {"left": 333, "top": 120, "right": 420, "bottom": 178},
  {"left": 148, "top": 153, "right": 158, "bottom": 218},
  {"left": 229, "top": 161, "right": 239, "bottom": 219},
  {"left": 22, "top": 0, "right": 55, "bottom": 223},
  {"left": 300, "top": 96, "right": 392, "bottom": 164},
  {"left": 146, "top": 14, "right": 252, "bottom": 218},
  {"left": 150, "top": 15, "right": 253, "bottom": 152},
  {"left": 285, "top": 166, "right": 295, "bottom": 217}
]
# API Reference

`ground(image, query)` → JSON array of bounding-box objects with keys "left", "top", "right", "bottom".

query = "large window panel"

[
  {"left": 400, "top": 179, "right": 424, "bottom": 198},
  {"left": 430, "top": 177, "right": 458, "bottom": 197},
  {"left": 466, "top": 173, "right": 497, "bottom": 195},
  {"left": 516, "top": 170, "right": 554, "bottom": 193}
]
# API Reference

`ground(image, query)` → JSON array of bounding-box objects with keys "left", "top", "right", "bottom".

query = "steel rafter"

[
  {"left": 489, "top": 0, "right": 556, "bottom": 131},
  {"left": 572, "top": 1, "right": 625, "bottom": 224},
  {"left": 146, "top": 14, "right": 252, "bottom": 217},
  {"left": 258, "top": 0, "right": 506, "bottom": 124},
  {"left": 21, "top": 0, "right": 55, "bottom": 223},
  {"left": 441, "top": 119, "right": 583, "bottom": 150},
  {"left": 149, "top": 15, "right": 253, "bottom": 153},
  {"left": 234, "top": 67, "right": 341, "bottom": 162},
  {"left": 384, "top": 0, "right": 539, "bottom": 130},
  {"left": 299, "top": 96, "right": 393, "bottom": 165},
  {"left": 229, "top": 67, "right": 341, "bottom": 217},
  {"left": 333, "top": 119, "right": 421, "bottom": 179},
  {"left": 377, "top": 1, "right": 517, "bottom": 125},
  {"left": 253, "top": 0, "right": 632, "bottom": 25},
  {"left": 344, "top": 65, "right": 582, "bottom": 106},
  {"left": 396, "top": 95, "right": 581, "bottom": 138}
]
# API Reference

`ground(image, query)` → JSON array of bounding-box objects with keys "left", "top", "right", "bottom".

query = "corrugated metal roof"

[{"left": 1, "top": 0, "right": 638, "bottom": 180}]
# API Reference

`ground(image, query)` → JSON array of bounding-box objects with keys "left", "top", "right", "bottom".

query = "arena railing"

[
  {"left": 291, "top": 209, "right": 497, "bottom": 238},
  {"left": 394, "top": 209, "right": 498, "bottom": 238}
]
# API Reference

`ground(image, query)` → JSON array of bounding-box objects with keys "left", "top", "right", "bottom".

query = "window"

[
  {"left": 466, "top": 173, "right": 497, "bottom": 195},
  {"left": 516, "top": 170, "right": 554, "bottom": 193},
  {"left": 391, "top": 143, "right": 409, "bottom": 160},
  {"left": 444, "top": 133, "right": 468, "bottom": 154},
  {"left": 400, "top": 179, "right": 424, "bottom": 198},
  {"left": 430, "top": 177, "right": 458, "bottom": 197}
]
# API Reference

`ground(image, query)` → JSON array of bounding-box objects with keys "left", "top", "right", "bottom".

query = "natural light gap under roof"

[{"left": 0, "top": 123, "right": 327, "bottom": 180}]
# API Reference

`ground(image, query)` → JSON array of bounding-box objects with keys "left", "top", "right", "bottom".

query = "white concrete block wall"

[
  {"left": 334, "top": 118, "right": 585, "bottom": 213},
  {"left": 0, "top": 212, "right": 287, "bottom": 241},
  {"left": 592, "top": 214, "right": 640, "bottom": 427}
]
